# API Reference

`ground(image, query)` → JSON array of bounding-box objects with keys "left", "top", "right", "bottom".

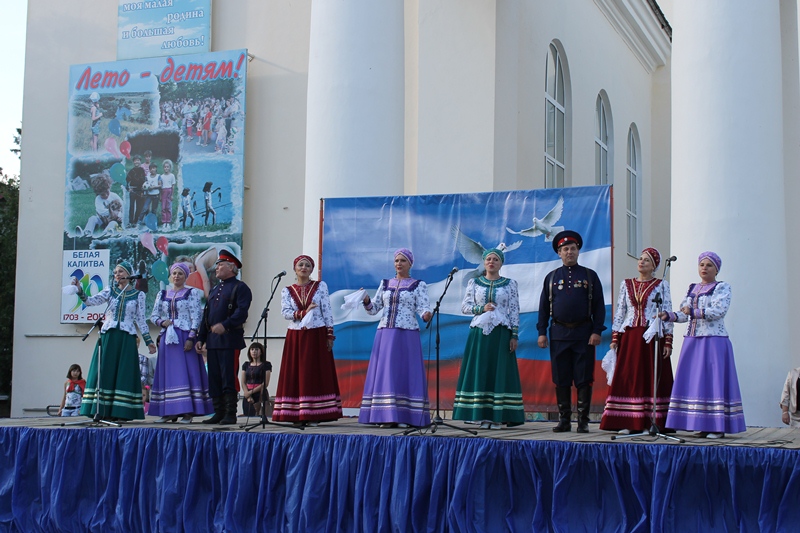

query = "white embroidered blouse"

[
  {"left": 611, "top": 278, "right": 674, "bottom": 335},
  {"left": 364, "top": 278, "right": 431, "bottom": 331},
  {"left": 462, "top": 276, "right": 520, "bottom": 338},
  {"left": 149, "top": 287, "right": 203, "bottom": 333},
  {"left": 281, "top": 280, "right": 335, "bottom": 331},
  {"left": 83, "top": 286, "right": 153, "bottom": 343},
  {"left": 664, "top": 281, "right": 731, "bottom": 337}
]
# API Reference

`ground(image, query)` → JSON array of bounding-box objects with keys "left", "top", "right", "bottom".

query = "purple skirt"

[
  {"left": 665, "top": 336, "right": 746, "bottom": 433},
  {"left": 359, "top": 328, "right": 431, "bottom": 427},
  {"left": 149, "top": 328, "right": 213, "bottom": 417}
]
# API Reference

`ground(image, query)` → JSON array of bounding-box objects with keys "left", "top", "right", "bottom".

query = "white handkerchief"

[
  {"left": 341, "top": 289, "right": 367, "bottom": 310},
  {"left": 299, "top": 309, "right": 315, "bottom": 328},
  {"left": 62, "top": 285, "right": 79, "bottom": 296},
  {"left": 643, "top": 316, "right": 663, "bottom": 343},
  {"left": 165, "top": 324, "right": 179, "bottom": 345},
  {"left": 601, "top": 348, "right": 617, "bottom": 386},
  {"left": 473, "top": 310, "right": 501, "bottom": 335}
]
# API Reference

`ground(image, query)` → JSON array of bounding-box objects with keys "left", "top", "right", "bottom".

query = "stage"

[{"left": 0, "top": 417, "right": 798, "bottom": 532}]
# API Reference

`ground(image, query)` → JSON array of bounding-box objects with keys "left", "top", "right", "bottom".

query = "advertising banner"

[
  {"left": 118, "top": 0, "right": 212, "bottom": 60},
  {"left": 62, "top": 49, "right": 247, "bottom": 322},
  {"left": 322, "top": 186, "right": 613, "bottom": 411}
]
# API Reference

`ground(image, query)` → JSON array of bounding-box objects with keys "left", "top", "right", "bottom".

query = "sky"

[{"left": 0, "top": 1, "right": 27, "bottom": 179}]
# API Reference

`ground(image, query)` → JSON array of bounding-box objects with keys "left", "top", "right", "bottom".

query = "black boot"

[
  {"left": 218, "top": 392, "right": 238, "bottom": 425},
  {"left": 553, "top": 386, "right": 572, "bottom": 433},
  {"left": 203, "top": 396, "right": 225, "bottom": 424},
  {"left": 576, "top": 385, "right": 593, "bottom": 433}
]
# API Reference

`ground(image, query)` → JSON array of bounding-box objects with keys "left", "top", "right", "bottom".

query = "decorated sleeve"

[
  {"left": 508, "top": 279, "right": 520, "bottom": 338},
  {"left": 188, "top": 288, "right": 203, "bottom": 333},
  {"left": 364, "top": 281, "right": 385, "bottom": 316},
  {"left": 83, "top": 287, "right": 111, "bottom": 308},
  {"left": 280, "top": 287, "right": 297, "bottom": 321},
  {"left": 461, "top": 279, "right": 478, "bottom": 315},
  {"left": 318, "top": 281, "right": 335, "bottom": 328},
  {"left": 611, "top": 280, "right": 629, "bottom": 333},
  {"left": 136, "top": 291, "right": 153, "bottom": 345},
  {"left": 415, "top": 281, "right": 432, "bottom": 318},
  {"left": 149, "top": 290, "right": 164, "bottom": 327},
  {"left": 659, "top": 281, "right": 674, "bottom": 335}
]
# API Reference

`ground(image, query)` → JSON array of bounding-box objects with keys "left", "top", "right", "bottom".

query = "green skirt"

[
  {"left": 453, "top": 326, "right": 524, "bottom": 424},
  {"left": 80, "top": 328, "right": 145, "bottom": 420}
]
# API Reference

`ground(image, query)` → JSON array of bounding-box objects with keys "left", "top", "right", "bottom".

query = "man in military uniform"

[
  {"left": 537, "top": 231, "right": 605, "bottom": 433},
  {"left": 196, "top": 249, "right": 252, "bottom": 425}
]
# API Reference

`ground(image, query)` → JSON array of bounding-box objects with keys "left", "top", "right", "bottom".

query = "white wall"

[{"left": 13, "top": 0, "right": 675, "bottom": 420}]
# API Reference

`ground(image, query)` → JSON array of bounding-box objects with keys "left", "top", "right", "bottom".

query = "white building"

[{"left": 11, "top": 0, "right": 795, "bottom": 427}]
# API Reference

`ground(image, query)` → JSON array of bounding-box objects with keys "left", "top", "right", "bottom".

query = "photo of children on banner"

[{"left": 75, "top": 171, "right": 123, "bottom": 237}]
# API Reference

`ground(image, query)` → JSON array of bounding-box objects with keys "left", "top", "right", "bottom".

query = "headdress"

[
  {"left": 482, "top": 248, "right": 505, "bottom": 263},
  {"left": 698, "top": 251, "right": 721, "bottom": 273},
  {"left": 552, "top": 230, "right": 583, "bottom": 252},
  {"left": 293, "top": 255, "right": 315, "bottom": 270},
  {"left": 216, "top": 249, "right": 242, "bottom": 269},
  {"left": 641, "top": 247, "right": 661, "bottom": 271},
  {"left": 394, "top": 248, "right": 414, "bottom": 266}
]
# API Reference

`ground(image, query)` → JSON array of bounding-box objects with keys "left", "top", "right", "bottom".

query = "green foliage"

[{"left": 0, "top": 176, "right": 19, "bottom": 394}]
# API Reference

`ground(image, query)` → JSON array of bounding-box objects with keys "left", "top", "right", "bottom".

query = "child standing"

[
  {"left": 780, "top": 366, "right": 800, "bottom": 428},
  {"left": 180, "top": 188, "right": 195, "bottom": 228},
  {"left": 142, "top": 162, "right": 161, "bottom": 222},
  {"left": 159, "top": 159, "right": 176, "bottom": 228},
  {"left": 202, "top": 181, "right": 221, "bottom": 225},
  {"left": 125, "top": 154, "right": 146, "bottom": 227},
  {"left": 59, "top": 364, "right": 86, "bottom": 417}
]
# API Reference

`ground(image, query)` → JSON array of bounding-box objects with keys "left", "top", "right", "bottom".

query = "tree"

[
  {"left": 10, "top": 127, "right": 20, "bottom": 159},
  {"left": 0, "top": 128, "right": 20, "bottom": 407},
  {"left": 0, "top": 174, "right": 17, "bottom": 400}
]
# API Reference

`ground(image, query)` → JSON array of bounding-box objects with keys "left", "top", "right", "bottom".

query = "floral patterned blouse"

[
  {"left": 149, "top": 286, "right": 203, "bottom": 334},
  {"left": 663, "top": 281, "right": 731, "bottom": 337},
  {"left": 364, "top": 278, "right": 431, "bottom": 331},
  {"left": 462, "top": 276, "right": 520, "bottom": 338},
  {"left": 83, "top": 286, "right": 153, "bottom": 344},
  {"left": 281, "top": 280, "right": 335, "bottom": 331}
]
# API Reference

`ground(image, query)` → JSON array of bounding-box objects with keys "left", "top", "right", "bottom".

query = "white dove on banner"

[
  {"left": 450, "top": 225, "right": 522, "bottom": 282},
  {"left": 506, "top": 196, "right": 565, "bottom": 242}
]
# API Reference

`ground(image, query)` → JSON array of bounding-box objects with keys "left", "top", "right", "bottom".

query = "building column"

[
  {"left": 303, "top": 0, "right": 405, "bottom": 254},
  {"left": 671, "top": 1, "right": 789, "bottom": 426}
]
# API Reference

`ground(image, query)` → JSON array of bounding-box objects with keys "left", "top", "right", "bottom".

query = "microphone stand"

[
  {"left": 404, "top": 270, "right": 477, "bottom": 436},
  {"left": 613, "top": 258, "right": 683, "bottom": 443},
  {"left": 242, "top": 273, "right": 299, "bottom": 430},
  {"left": 63, "top": 298, "right": 120, "bottom": 427}
]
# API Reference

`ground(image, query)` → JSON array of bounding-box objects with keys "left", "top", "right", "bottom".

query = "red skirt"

[
  {"left": 272, "top": 327, "right": 342, "bottom": 422},
  {"left": 599, "top": 326, "right": 674, "bottom": 431}
]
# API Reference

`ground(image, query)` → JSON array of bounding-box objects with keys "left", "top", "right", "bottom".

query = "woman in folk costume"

[
  {"left": 272, "top": 255, "right": 342, "bottom": 427},
  {"left": 600, "top": 247, "right": 674, "bottom": 434},
  {"left": 149, "top": 262, "right": 213, "bottom": 423},
  {"left": 359, "top": 248, "right": 432, "bottom": 428},
  {"left": 661, "top": 251, "right": 745, "bottom": 438},
  {"left": 74, "top": 260, "right": 156, "bottom": 421},
  {"left": 453, "top": 248, "right": 524, "bottom": 429}
]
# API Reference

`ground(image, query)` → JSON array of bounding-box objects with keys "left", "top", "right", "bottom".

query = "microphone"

[
  {"left": 449, "top": 266, "right": 459, "bottom": 276},
  {"left": 274, "top": 270, "right": 287, "bottom": 279},
  {"left": 666, "top": 256, "right": 677, "bottom": 263},
  {"left": 124, "top": 274, "right": 144, "bottom": 280}
]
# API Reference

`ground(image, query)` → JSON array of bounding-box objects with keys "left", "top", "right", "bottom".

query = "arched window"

[
  {"left": 595, "top": 95, "right": 610, "bottom": 185},
  {"left": 545, "top": 43, "right": 566, "bottom": 188},
  {"left": 626, "top": 127, "right": 640, "bottom": 256}
]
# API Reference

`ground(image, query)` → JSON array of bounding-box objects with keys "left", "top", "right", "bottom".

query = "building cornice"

[{"left": 594, "top": 0, "right": 672, "bottom": 73}]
